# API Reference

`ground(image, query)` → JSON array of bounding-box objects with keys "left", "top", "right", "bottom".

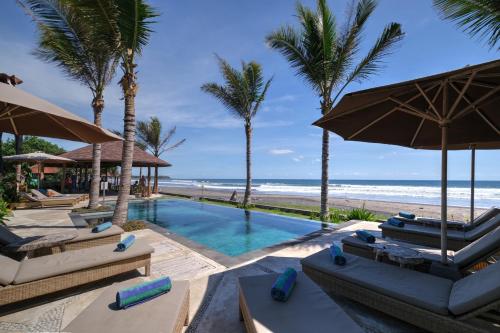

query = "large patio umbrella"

[
  {"left": 0, "top": 83, "right": 122, "bottom": 143},
  {"left": 3, "top": 152, "right": 75, "bottom": 189},
  {"left": 313, "top": 59, "right": 500, "bottom": 264}
]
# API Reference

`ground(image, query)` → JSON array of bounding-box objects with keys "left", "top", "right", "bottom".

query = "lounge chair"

[
  {"left": 341, "top": 226, "right": 500, "bottom": 279},
  {"left": 0, "top": 224, "right": 123, "bottom": 258},
  {"left": 301, "top": 250, "right": 500, "bottom": 333},
  {"left": 394, "top": 207, "right": 499, "bottom": 230},
  {"left": 379, "top": 212, "right": 500, "bottom": 250},
  {"left": 238, "top": 272, "right": 363, "bottom": 333},
  {"left": 0, "top": 240, "right": 153, "bottom": 306},
  {"left": 20, "top": 192, "right": 77, "bottom": 208},
  {"left": 45, "top": 189, "right": 88, "bottom": 202},
  {"left": 64, "top": 278, "right": 189, "bottom": 333}
]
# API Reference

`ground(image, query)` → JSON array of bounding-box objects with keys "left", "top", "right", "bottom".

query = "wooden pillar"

[
  {"left": 84, "top": 167, "right": 89, "bottom": 191},
  {"left": 60, "top": 166, "right": 66, "bottom": 193},
  {"left": 147, "top": 166, "right": 151, "bottom": 197}
]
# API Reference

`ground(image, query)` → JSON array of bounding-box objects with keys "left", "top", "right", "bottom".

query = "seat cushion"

[
  {"left": 380, "top": 222, "right": 465, "bottom": 241},
  {"left": 470, "top": 207, "right": 499, "bottom": 228},
  {"left": 301, "top": 250, "right": 453, "bottom": 315},
  {"left": 454, "top": 226, "right": 500, "bottom": 268},
  {"left": 71, "top": 225, "right": 123, "bottom": 243},
  {"left": 449, "top": 261, "right": 500, "bottom": 315},
  {"left": 464, "top": 214, "right": 500, "bottom": 240},
  {"left": 239, "top": 272, "right": 363, "bottom": 333},
  {"left": 13, "top": 241, "right": 153, "bottom": 284},
  {"left": 64, "top": 278, "right": 189, "bottom": 333},
  {"left": 0, "top": 254, "right": 20, "bottom": 286}
]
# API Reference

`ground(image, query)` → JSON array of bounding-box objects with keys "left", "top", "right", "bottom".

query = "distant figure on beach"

[{"left": 230, "top": 190, "right": 238, "bottom": 202}]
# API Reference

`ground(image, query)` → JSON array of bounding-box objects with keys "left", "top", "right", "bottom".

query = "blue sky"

[{"left": 1, "top": 0, "right": 498, "bottom": 180}]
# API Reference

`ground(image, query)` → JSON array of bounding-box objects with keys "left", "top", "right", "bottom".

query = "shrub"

[
  {"left": 122, "top": 220, "right": 147, "bottom": 232},
  {"left": 347, "top": 207, "right": 376, "bottom": 221},
  {"left": 329, "top": 209, "right": 349, "bottom": 223},
  {"left": 0, "top": 199, "right": 10, "bottom": 225}
]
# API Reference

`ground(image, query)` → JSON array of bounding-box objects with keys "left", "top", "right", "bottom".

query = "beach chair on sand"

[
  {"left": 394, "top": 207, "right": 499, "bottom": 230},
  {"left": 301, "top": 251, "right": 500, "bottom": 333},
  {"left": 20, "top": 192, "right": 77, "bottom": 208},
  {"left": 379, "top": 213, "right": 500, "bottom": 250},
  {"left": 341, "top": 226, "right": 500, "bottom": 279},
  {"left": 0, "top": 241, "right": 153, "bottom": 307}
]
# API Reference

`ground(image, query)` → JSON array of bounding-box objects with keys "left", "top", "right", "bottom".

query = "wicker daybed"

[{"left": 301, "top": 250, "right": 500, "bottom": 333}]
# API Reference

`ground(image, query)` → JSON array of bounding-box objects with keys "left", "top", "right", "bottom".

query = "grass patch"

[
  {"left": 72, "top": 206, "right": 113, "bottom": 213},
  {"left": 122, "top": 220, "right": 147, "bottom": 231}
]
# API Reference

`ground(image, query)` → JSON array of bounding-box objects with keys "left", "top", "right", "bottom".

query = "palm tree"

[
  {"left": 136, "top": 117, "right": 186, "bottom": 194},
  {"left": 266, "top": 0, "right": 404, "bottom": 221},
  {"left": 433, "top": 0, "right": 499, "bottom": 49},
  {"left": 111, "top": 0, "right": 158, "bottom": 225},
  {"left": 18, "top": 0, "right": 119, "bottom": 207},
  {"left": 202, "top": 56, "right": 272, "bottom": 207}
]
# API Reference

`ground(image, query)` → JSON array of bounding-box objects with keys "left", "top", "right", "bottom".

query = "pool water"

[{"left": 126, "top": 199, "right": 321, "bottom": 257}]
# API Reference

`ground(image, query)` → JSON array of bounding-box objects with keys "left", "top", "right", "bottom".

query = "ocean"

[{"left": 158, "top": 179, "right": 500, "bottom": 208}]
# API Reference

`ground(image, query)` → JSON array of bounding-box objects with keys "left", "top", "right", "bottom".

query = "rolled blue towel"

[
  {"left": 330, "top": 245, "right": 346, "bottom": 266},
  {"left": 116, "top": 276, "right": 172, "bottom": 309},
  {"left": 388, "top": 217, "right": 405, "bottom": 228},
  {"left": 399, "top": 211, "right": 415, "bottom": 220},
  {"left": 355, "top": 230, "right": 375, "bottom": 243},
  {"left": 117, "top": 235, "right": 135, "bottom": 251},
  {"left": 92, "top": 221, "right": 112, "bottom": 233},
  {"left": 271, "top": 267, "right": 297, "bottom": 302}
]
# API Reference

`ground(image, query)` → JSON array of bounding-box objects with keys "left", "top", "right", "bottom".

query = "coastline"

[{"left": 159, "top": 186, "right": 484, "bottom": 221}]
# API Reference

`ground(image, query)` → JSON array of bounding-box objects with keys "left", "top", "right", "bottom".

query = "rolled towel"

[
  {"left": 92, "top": 221, "right": 112, "bottom": 233},
  {"left": 355, "top": 230, "right": 375, "bottom": 243},
  {"left": 330, "top": 244, "right": 346, "bottom": 266},
  {"left": 116, "top": 276, "right": 172, "bottom": 309},
  {"left": 271, "top": 267, "right": 297, "bottom": 302},
  {"left": 388, "top": 217, "right": 405, "bottom": 228},
  {"left": 117, "top": 235, "right": 135, "bottom": 251},
  {"left": 399, "top": 211, "right": 415, "bottom": 220}
]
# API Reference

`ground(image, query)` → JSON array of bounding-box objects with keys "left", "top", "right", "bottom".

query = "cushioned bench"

[
  {"left": 0, "top": 241, "right": 153, "bottom": 306},
  {"left": 64, "top": 278, "right": 189, "bottom": 333},
  {"left": 301, "top": 250, "right": 500, "bottom": 333},
  {"left": 238, "top": 272, "right": 363, "bottom": 333}
]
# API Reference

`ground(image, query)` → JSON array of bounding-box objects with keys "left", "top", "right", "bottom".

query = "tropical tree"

[
  {"left": 202, "top": 56, "right": 272, "bottom": 207},
  {"left": 433, "top": 0, "right": 499, "bottom": 49},
  {"left": 136, "top": 117, "right": 186, "bottom": 194},
  {"left": 18, "top": 0, "right": 120, "bottom": 208},
  {"left": 266, "top": 0, "right": 404, "bottom": 220},
  {"left": 111, "top": 0, "right": 158, "bottom": 225}
]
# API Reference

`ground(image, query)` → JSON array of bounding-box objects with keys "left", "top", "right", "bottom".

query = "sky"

[{"left": 0, "top": 0, "right": 498, "bottom": 180}]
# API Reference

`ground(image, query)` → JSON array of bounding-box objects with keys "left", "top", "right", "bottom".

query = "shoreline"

[{"left": 159, "top": 186, "right": 484, "bottom": 221}]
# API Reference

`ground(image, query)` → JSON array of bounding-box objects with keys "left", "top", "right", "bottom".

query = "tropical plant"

[
  {"left": 347, "top": 206, "right": 376, "bottom": 221},
  {"left": 1, "top": 136, "right": 65, "bottom": 156},
  {"left": 18, "top": 0, "right": 120, "bottom": 209},
  {"left": 433, "top": 0, "right": 500, "bottom": 49},
  {"left": 266, "top": 0, "right": 404, "bottom": 220},
  {"left": 136, "top": 117, "right": 186, "bottom": 194},
  {"left": 0, "top": 199, "right": 10, "bottom": 225},
  {"left": 201, "top": 56, "right": 272, "bottom": 207}
]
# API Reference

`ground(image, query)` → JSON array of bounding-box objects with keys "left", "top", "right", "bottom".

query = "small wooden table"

[
  {"left": 370, "top": 243, "right": 425, "bottom": 268},
  {"left": 4, "top": 232, "right": 78, "bottom": 258}
]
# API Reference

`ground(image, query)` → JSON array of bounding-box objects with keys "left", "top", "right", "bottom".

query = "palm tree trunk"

[
  {"left": 88, "top": 96, "right": 104, "bottom": 208},
  {"left": 154, "top": 165, "right": 159, "bottom": 194},
  {"left": 112, "top": 67, "right": 137, "bottom": 225},
  {"left": 242, "top": 122, "right": 252, "bottom": 207},
  {"left": 320, "top": 128, "right": 330, "bottom": 222}
]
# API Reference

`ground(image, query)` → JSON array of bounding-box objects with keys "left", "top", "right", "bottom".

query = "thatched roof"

[{"left": 60, "top": 141, "right": 171, "bottom": 167}]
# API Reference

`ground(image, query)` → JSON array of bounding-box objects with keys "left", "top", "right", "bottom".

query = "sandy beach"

[{"left": 159, "top": 186, "right": 483, "bottom": 221}]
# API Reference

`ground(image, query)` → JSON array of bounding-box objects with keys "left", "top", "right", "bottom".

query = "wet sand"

[{"left": 159, "top": 186, "right": 483, "bottom": 221}]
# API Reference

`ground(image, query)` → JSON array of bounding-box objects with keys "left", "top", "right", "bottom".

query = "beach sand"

[{"left": 159, "top": 186, "right": 483, "bottom": 221}]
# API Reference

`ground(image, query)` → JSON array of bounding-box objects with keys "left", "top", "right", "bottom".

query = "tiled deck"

[{"left": 0, "top": 202, "right": 422, "bottom": 333}]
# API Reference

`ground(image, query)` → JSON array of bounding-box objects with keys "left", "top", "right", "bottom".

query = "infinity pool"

[{"left": 126, "top": 199, "right": 321, "bottom": 257}]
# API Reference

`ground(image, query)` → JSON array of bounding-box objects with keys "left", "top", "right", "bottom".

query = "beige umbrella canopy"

[
  {"left": 0, "top": 83, "right": 122, "bottom": 143},
  {"left": 314, "top": 59, "right": 500, "bottom": 264}
]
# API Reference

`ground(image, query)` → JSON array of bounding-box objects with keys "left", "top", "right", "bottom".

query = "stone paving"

[{"left": 0, "top": 202, "right": 422, "bottom": 333}]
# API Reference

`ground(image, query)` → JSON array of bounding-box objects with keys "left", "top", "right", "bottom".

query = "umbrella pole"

[
  {"left": 441, "top": 125, "right": 448, "bottom": 264},
  {"left": 470, "top": 146, "right": 475, "bottom": 224},
  {"left": 38, "top": 163, "right": 41, "bottom": 190}
]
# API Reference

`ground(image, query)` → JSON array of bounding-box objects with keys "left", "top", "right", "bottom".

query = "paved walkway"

[{"left": 0, "top": 203, "right": 422, "bottom": 333}]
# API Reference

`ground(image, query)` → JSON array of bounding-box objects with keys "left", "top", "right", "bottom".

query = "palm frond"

[{"left": 433, "top": 0, "right": 500, "bottom": 48}]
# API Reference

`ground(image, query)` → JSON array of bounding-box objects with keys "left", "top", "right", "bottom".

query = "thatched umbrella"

[
  {"left": 3, "top": 152, "right": 75, "bottom": 189},
  {"left": 314, "top": 59, "right": 500, "bottom": 263}
]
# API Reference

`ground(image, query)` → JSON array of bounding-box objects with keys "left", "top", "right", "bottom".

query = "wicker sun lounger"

[
  {"left": 0, "top": 224, "right": 123, "bottom": 258},
  {"left": 301, "top": 250, "right": 500, "bottom": 333},
  {"left": 45, "top": 189, "right": 88, "bottom": 202},
  {"left": 380, "top": 213, "right": 500, "bottom": 250},
  {"left": 20, "top": 192, "right": 77, "bottom": 208},
  {"left": 342, "top": 225, "right": 500, "bottom": 279},
  {"left": 0, "top": 241, "right": 153, "bottom": 306},
  {"left": 64, "top": 278, "right": 189, "bottom": 333},
  {"left": 238, "top": 272, "right": 363, "bottom": 333}
]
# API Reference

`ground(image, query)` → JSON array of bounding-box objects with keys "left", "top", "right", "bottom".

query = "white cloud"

[
  {"left": 269, "top": 149, "right": 294, "bottom": 155},
  {"left": 292, "top": 155, "right": 304, "bottom": 162}
]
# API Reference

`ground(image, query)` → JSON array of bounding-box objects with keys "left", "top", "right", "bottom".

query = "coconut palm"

[
  {"left": 433, "top": 0, "right": 499, "bottom": 49},
  {"left": 136, "top": 117, "right": 186, "bottom": 194},
  {"left": 111, "top": 0, "right": 158, "bottom": 225},
  {"left": 266, "top": 0, "right": 404, "bottom": 220},
  {"left": 202, "top": 56, "right": 272, "bottom": 207},
  {"left": 18, "top": 0, "right": 119, "bottom": 207}
]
